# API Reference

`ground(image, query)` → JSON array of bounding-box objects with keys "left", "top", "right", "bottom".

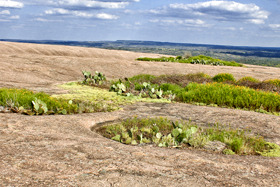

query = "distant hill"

[
  {"left": 1, "top": 39, "right": 280, "bottom": 67},
  {"left": 1, "top": 39, "right": 280, "bottom": 51}
]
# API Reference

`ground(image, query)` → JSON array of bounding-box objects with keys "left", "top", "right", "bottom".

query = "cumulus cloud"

[
  {"left": 0, "top": 0, "right": 24, "bottom": 8},
  {"left": 45, "top": 8, "right": 118, "bottom": 19},
  {"left": 150, "top": 1, "right": 269, "bottom": 24}
]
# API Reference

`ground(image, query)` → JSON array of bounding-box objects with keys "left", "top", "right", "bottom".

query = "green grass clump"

[
  {"left": 128, "top": 74, "right": 156, "bottom": 83},
  {"left": 186, "top": 55, "right": 242, "bottom": 67},
  {"left": 212, "top": 73, "right": 236, "bottom": 83},
  {"left": 264, "top": 79, "right": 280, "bottom": 87},
  {"left": 110, "top": 73, "right": 280, "bottom": 115},
  {"left": 96, "top": 117, "right": 280, "bottom": 157},
  {"left": 178, "top": 82, "right": 280, "bottom": 113},
  {"left": 136, "top": 57, "right": 176, "bottom": 62},
  {"left": 159, "top": 83, "right": 184, "bottom": 95},
  {"left": 237, "top": 76, "right": 260, "bottom": 83},
  {"left": 205, "top": 124, "right": 269, "bottom": 155},
  {"left": 191, "top": 72, "right": 212, "bottom": 79},
  {"left": 0, "top": 88, "right": 77, "bottom": 114},
  {"left": 136, "top": 55, "right": 243, "bottom": 67}
]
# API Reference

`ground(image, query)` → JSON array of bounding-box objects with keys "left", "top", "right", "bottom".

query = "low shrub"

[
  {"left": 264, "top": 79, "right": 280, "bottom": 87},
  {"left": 238, "top": 76, "right": 260, "bottom": 83},
  {"left": 190, "top": 72, "right": 212, "bottom": 79},
  {"left": 212, "top": 73, "right": 236, "bottom": 83}
]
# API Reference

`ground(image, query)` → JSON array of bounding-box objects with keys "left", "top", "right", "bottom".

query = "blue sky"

[{"left": 1, "top": 0, "right": 280, "bottom": 47}]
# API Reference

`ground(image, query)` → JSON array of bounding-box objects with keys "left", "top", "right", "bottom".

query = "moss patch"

[
  {"left": 257, "top": 142, "right": 280, "bottom": 157},
  {"left": 223, "top": 149, "right": 236, "bottom": 155}
]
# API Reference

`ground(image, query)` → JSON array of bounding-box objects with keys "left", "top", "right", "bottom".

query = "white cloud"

[
  {"left": 123, "top": 9, "right": 134, "bottom": 14},
  {"left": 150, "top": 1, "right": 269, "bottom": 25},
  {"left": 0, "top": 10, "right": 10, "bottom": 14},
  {"left": 34, "top": 18, "right": 54, "bottom": 22},
  {"left": 250, "top": 19, "right": 265, "bottom": 24},
  {"left": 0, "top": 0, "right": 24, "bottom": 8},
  {"left": 184, "top": 19, "right": 205, "bottom": 25},
  {"left": 96, "top": 13, "right": 118, "bottom": 19},
  {"left": 152, "top": 18, "right": 210, "bottom": 28},
  {"left": 74, "top": 11, "right": 94, "bottom": 18},
  {"left": 269, "top": 24, "right": 280, "bottom": 29},
  {"left": 45, "top": 8, "right": 118, "bottom": 19},
  {"left": 45, "top": 8, "right": 70, "bottom": 15},
  {"left": 10, "top": 15, "right": 19, "bottom": 19},
  {"left": 224, "top": 27, "right": 236, "bottom": 31},
  {"left": 149, "top": 19, "right": 159, "bottom": 23},
  {"left": 46, "top": 0, "right": 130, "bottom": 9},
  {"left": 0, "top": 18, "right": 10, "bottom": 21},
  {"left": 268, "top": 24, "right": 280, "bottom": 31}
]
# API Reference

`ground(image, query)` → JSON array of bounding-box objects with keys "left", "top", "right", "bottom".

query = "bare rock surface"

[
  {"left": 203, "top": 141, "right": 227, "bottom": 153},
  {"left": 0, "top": 41, "right": 280, "bottom": 186}
]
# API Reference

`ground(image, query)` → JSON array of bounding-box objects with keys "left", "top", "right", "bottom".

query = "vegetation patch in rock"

[
  {"left": 0, "top": 88, "right": 77, "bottom": 115},
  {"left": 95, "top": 117, "right": 280, "bottom": 157},
  {"left": 53, "top": 82, "right": 172, "bottom": 113},
  {"left": 136, "top": 55, "right": 243, "bottom": 67},
  {"left": 111, "top": 73, "right": 280, "bottom": 115}
]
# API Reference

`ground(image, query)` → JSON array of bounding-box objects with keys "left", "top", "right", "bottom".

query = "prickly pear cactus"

[
  {"left": 111, "top": 135, "right": 121, "bottom": 142},
  {"left": 172, "top": 129, "right": 181, "bottom": 138},
  {"left": 110, "top": 83, "right": 126, "bottom": 95},
  {"left": 32, "top": 98, "right": 48, "bottom": 115},
  {"left": 82, "top": 70, "right": 106, "bottom": 85}
]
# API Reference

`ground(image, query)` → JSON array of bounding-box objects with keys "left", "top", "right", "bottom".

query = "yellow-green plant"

[
  {"left": 212, "top": 73, "right": 236, "bottom": 83},
  {"left": 264, "top": 79, "right": 280, "bottom": 87},
  {"left": 238, "top": 76, "right": 260, "bottom": 83}
]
